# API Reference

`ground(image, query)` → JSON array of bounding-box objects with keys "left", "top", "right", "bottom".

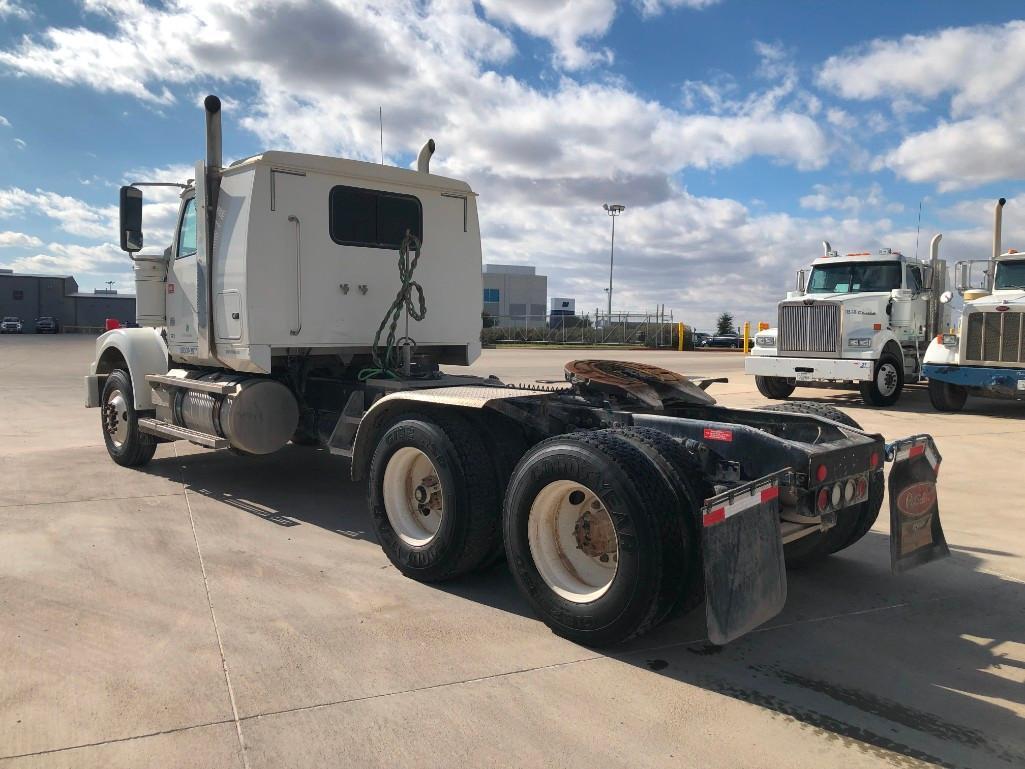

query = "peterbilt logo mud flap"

[
  {"left": 700, "top": 470, "right": 789, "bottom": 645},
  {"left": 887, "top": 435, "right": 949, "bottom": 573}
]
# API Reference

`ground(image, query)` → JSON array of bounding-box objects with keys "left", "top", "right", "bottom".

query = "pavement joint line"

[
  {"left": 0, "top": 718, "right": 237, "bottom": 762},
  {"left": 0, "top": 491, "right": 185, "bottom": 510},
  {"left": 175, "top": 444, "right": 250, "bottom": 769}
]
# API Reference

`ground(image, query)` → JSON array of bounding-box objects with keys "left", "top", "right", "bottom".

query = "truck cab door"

[
  {"left": 166, "top": 196, "right": 200, "bottom": 349},
  {"left": 906, "top": 264, "right": 929, "bottom": 339}
]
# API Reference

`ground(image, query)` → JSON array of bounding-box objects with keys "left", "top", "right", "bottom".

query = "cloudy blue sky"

[{"left": 1, "top": 0, "right": 1024, "bottom": 328}]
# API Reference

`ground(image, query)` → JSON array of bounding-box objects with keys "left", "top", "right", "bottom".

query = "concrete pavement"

[{"left": 1, "top": 336, "right": 1023, "bottom": 768}]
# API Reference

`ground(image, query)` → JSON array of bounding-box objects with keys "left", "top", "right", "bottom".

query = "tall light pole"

[{"left": 603, "top": 203, "right": 625, "bottom": 319}]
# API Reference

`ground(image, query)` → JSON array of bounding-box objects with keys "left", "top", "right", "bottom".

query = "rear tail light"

[
  {"left": 855, "top": 476, "right": 868, "bottom": 499},
  {"left": 816, "top": 488, "right": 829, "bottom": 512},
  {"left": 844, "top": 479, "right": 856, "bottom": 503},
  {"left": 831, "top": 483, "right": 843, "bottom": 508},
  {"left": 869, "top": 451, "right": 879, "bottom": 469},
  {"left": 816, "top": 464, "right": 828, "bottom": 482}
]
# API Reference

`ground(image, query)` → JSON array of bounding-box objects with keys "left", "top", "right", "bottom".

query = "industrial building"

[
  {"left": 482, "top": 264, "right": 547, "bottom": 327},
  {"left": 0, "top": 270, "right": 136, "bottom": 332}
]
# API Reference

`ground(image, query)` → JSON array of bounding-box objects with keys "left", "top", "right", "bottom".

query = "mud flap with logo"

[
  {"left": 700, "top": 471, "right": 789, "bottom": 645},
  {"left": 887, "top": 435, "right": 949, "bottom": 573}
]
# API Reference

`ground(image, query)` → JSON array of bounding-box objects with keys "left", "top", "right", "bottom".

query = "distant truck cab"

[
  {"left": 746, "top": 238, "right": 947, "bottom": 406},
  {"left": 924, "top": 198, "right": 1025, "bottom": 411}
]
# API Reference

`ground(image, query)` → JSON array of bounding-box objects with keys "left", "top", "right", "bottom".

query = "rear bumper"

[
  {"left": 923, "top": 364, "right": 1025, "bottom": 400},
  {"left": 745, "top": 356, "right": 875, "bottom": 382}
]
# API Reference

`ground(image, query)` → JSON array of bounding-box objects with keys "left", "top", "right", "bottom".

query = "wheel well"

[
  {"left": 882, "top": 341, "right": 903, "bottom": 361},
  {"left": 95, "top": 347, "right": 128, "bottom": 377}
]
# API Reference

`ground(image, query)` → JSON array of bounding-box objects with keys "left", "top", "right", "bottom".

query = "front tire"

[
  {"left": 859, "top": 353, "right": 904, "bottom": 407},
  {"left": 101, "top": 369, "right": 156, "bottom": 467},
  {"left": 755, "top": 375, "right": 796, "bottom": 400},
  {"left": 503, "top": 430, "right": 686, "bottom": 646},
  {"left": 368, "top": 412, "right": 501, "bottom": 582},
  {"left": 928, "top": 378, "right": 967, "bottom": 412}
]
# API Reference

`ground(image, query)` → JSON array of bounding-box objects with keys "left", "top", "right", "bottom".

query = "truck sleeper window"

[
  {"left": 807, "top": 261, "right": 902, "bottom": 294},
  {"left": 329, "top": 185, "right": 423, "bottom": 250}
]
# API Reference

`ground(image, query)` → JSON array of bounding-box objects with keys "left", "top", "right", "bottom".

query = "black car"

[
  {"left": 35, "top": 316, "right": 59, "bottom": 334},
  {"left": 703, "top": 332, "right": 744, "bottom": 348}
]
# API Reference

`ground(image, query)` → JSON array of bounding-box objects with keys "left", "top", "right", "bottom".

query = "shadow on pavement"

[
  {"left": 143, "top": 444, "right": 1024, "bottom": 768},
  {"left": 786, "top": 385, "right": 1025, "bottom": 421}
]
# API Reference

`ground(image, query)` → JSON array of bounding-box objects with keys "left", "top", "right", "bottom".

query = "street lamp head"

[{"left": 603, "top": 203, "right": 625, "bottom": 215}]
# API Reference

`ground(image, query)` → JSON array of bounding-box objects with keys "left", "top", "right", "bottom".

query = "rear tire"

[
  {"left": 859, "top": 353, "right": 904, "bottom": 407},
  {"left": 368, "top": 412, "right": 501, "bottom": 582},
  {"left": 755, "top": 376, "right": 796, "bottom": 400},
  {"left": 503, "top": 430, "right": 685, "bottom": 646},
  {"left": 928, "top": 378, "right": 967, "bottom": 412},
  {"left": 101, "top": 369, "right": 157, "bottom": 468},
  {"left": 758, "top": 401, "right": 861, "bottom": 429}
]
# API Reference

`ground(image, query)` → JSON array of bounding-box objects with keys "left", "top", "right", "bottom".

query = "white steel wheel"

[
  {"left": 876, "top": 362, "right": 900, "bottom": 397},
  {"left": 103, "top": 389, "right": 130, "bottom": 448},
  {"left": 382, "top": 447, "right": 445, "bottom": 547},
  {"left": 527, "top": 480, "right": 619, "bottom": 604}
]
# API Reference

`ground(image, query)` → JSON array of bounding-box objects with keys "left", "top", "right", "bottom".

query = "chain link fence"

[{"left": 481, "top": 309, "right": 701, "bottom": 348}]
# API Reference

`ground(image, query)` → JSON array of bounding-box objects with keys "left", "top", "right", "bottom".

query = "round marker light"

[
  {"left": 831, "top": 483, "right": 843, "bottom": 508},
  {"left": 817, "top": 488, "right": 829, "bottom": 512},
  {"left": 869, "top": 451, "right": 879, "bottom": 469},
  {"left": 855, "top": 476, "right": 867, "bottom": 500},
  {"left": 844, "top": 479, "right": 856, "bottom": 503},
  {"left": 816, "top": 464, "right": 828, "bottom": 483}
]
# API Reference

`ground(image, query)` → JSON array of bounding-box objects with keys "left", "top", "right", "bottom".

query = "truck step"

[
  {"left": 138, "top": 418, "right": 229, "bottom": 449},
  {"left": 145, "top": 374, "right": 237, "bottom": 395}
]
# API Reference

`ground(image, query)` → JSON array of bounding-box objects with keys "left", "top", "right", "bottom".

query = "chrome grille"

[
  {"left": 778, "top": 302, "right": 841, "bottom": 353},
  {"left": 964, "top": 311, "right": 1025, "bottom": 363}
]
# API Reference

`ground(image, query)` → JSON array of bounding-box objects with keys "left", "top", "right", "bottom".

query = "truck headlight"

[
  {"left": 847, "top": 337, "right": 873, "bottom": 348},
  {"left": 755, "top": 335, "right": 775, "bottom": 347},
  {"left": 941, "top": 334, "right": 958, "bottom": 347}
]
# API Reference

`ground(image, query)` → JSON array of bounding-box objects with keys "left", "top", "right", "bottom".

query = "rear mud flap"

[
  {"left": 887, "top": 435, "right": 949, "bottom": 573},
  {"left": 700, "top": 471, "right": 789, "bottom": 645}
]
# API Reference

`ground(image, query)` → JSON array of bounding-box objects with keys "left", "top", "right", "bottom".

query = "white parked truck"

[
  {"left": 924, "top": 198, "right": 1025, "bottom": 411},
  {"left": 86, "top": 96, "right": 950, "bottom": 646},
  {"left": 746, "top": 239, "right": 948, "bottom": 406}
]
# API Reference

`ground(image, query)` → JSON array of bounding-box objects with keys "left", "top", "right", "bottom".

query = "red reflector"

[
  {"left": 817, "top": 488, "right": 829, "bottom": 512},
  {"left": 816, "top": 464, "right": 828, "bottom": 482},
  {"left": 703, "top": 428, "right": 733, "bottom": 442},
  {"left": 760, "top": 486, "right": 779, "bottom": 503},
  {"left": 869, "top": 451, "right": 879, "bottom": 469},
  {"left": 855, "top": 476, "right": 867, "bottom": 498},
  {"left": 909, "top": 444, "right": 925, "bottom": 458},
  {"left": 703, "top": 507, "right": 726, "bottom": 527},
  {"left": 873, "top": 323, "right": 882, "bottom": 331}
]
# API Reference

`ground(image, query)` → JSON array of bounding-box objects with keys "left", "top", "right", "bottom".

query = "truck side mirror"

[
  {"left": 119, "top": 186, "right": 144, "bottom": 253},
  {"left": 956, "top": 262, "right": 970, "bottom": 292},
  {"left": 795, "top": 269, "right": 807, "bottom": 293}
]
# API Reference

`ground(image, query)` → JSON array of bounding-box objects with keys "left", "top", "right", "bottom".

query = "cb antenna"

[
  {"left": 914, "top": 200, "right": 922, "bottom": 260},
  {"left": 379, "top": 107, "right": 384, "bottom": 164}
]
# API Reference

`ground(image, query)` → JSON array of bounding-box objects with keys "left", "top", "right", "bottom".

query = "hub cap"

[
  {"left": 527, "top": 481, "right": 619, "bottom": 604},
  {"left": 877, "top": 362, "right": 899, "bottom": 397},
  {"left": 103, "top": 390, "right": 129, "bottom": 448},
  {"left": 382, "top": 447, "right": 444, "bottom": 547}
]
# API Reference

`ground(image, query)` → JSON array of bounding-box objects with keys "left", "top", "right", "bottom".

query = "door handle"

[{"left": 288, "top": 214, "right": 302, "bottom": 336}]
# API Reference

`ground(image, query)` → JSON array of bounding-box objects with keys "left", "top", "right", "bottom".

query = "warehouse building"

[
  {"left": 0, "top": 269, "right": 136, "bottom": 332},
  {"left": 482, "top": 264, "right": 547, "bottom": 327}
]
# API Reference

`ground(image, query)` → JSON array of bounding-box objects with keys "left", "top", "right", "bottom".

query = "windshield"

[
  {"left": 3, "top": 317, "right": 17, "bottom": 322},
  {"left": 807, "top": 261, "right": 902, "bottom": 294},
  {"left": 994, "top": 259, "right": 1025, "bottom": 290}
]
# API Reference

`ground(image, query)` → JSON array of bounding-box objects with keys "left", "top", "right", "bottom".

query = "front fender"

[
  {"left": 923, "top": 337, "right": 958, "bottom": 365},
  {"left": 89, "top": 328, "right": 168, "bottom": 409}
]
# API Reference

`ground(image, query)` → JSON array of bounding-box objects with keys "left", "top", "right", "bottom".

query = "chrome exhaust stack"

[
  {"left": 822, "top": 240, "right": 831, "bottom": 258},
  {"left": 417, "top": 139, "right": 435, "bottom": 174},
  {"left": 991, "top": 197, "right": 1006, "bottom": 290}
]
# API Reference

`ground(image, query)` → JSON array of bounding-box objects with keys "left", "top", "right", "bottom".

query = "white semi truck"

[
  {"left": 746, "top": 240, "right": 947, "bottom": 406},
  {"left": 924, "top": 198, "right": 1025, "bottom": 411},
  {"left": 85, "top": 96, "right": 949, "bottom": 646}
]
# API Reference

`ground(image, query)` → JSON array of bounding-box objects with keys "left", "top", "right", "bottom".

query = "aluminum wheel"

[
  {"left": 527, "top": 480, "right": 619, "bottom": 604},
  {"left": 382, "top": 447, "right": 444, "bottom": 547},
  {"left": 877, "top": 362, "right": 900, "bottom": 397},
  {"left": 103, "top": 389, "right": 130, "bottom": 448}
]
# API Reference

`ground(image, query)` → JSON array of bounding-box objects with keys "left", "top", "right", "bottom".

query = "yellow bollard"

[
  {"left": 678, "top": 322, "right": 685, "bottom": 352},
  {"left": 743, "top": 321, "right": 751, "bottom": 353}
]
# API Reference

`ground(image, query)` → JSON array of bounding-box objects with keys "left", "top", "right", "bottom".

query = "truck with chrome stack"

[
  {"left": 85, "top": 95, "right": 949, "bottom": 647},
  {"left": 746, "top": 238, "right": 948, "bottom": 407},
  {"left": 924, "top": 198, "right": 1025, "bottom": 411}
]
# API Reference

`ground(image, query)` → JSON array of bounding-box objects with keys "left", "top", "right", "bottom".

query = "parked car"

[
  {"left": 703, "top": 331, "right": 744, "bottom": 348},
  {"left": 692, "top": 331, "right": 710, "bottom": 347},
  {"left": 35, "top": 316, "right": 59, "bottom": 334},
  {"left": 1, "top": 316, "right": 23, "bottom": 334}
]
